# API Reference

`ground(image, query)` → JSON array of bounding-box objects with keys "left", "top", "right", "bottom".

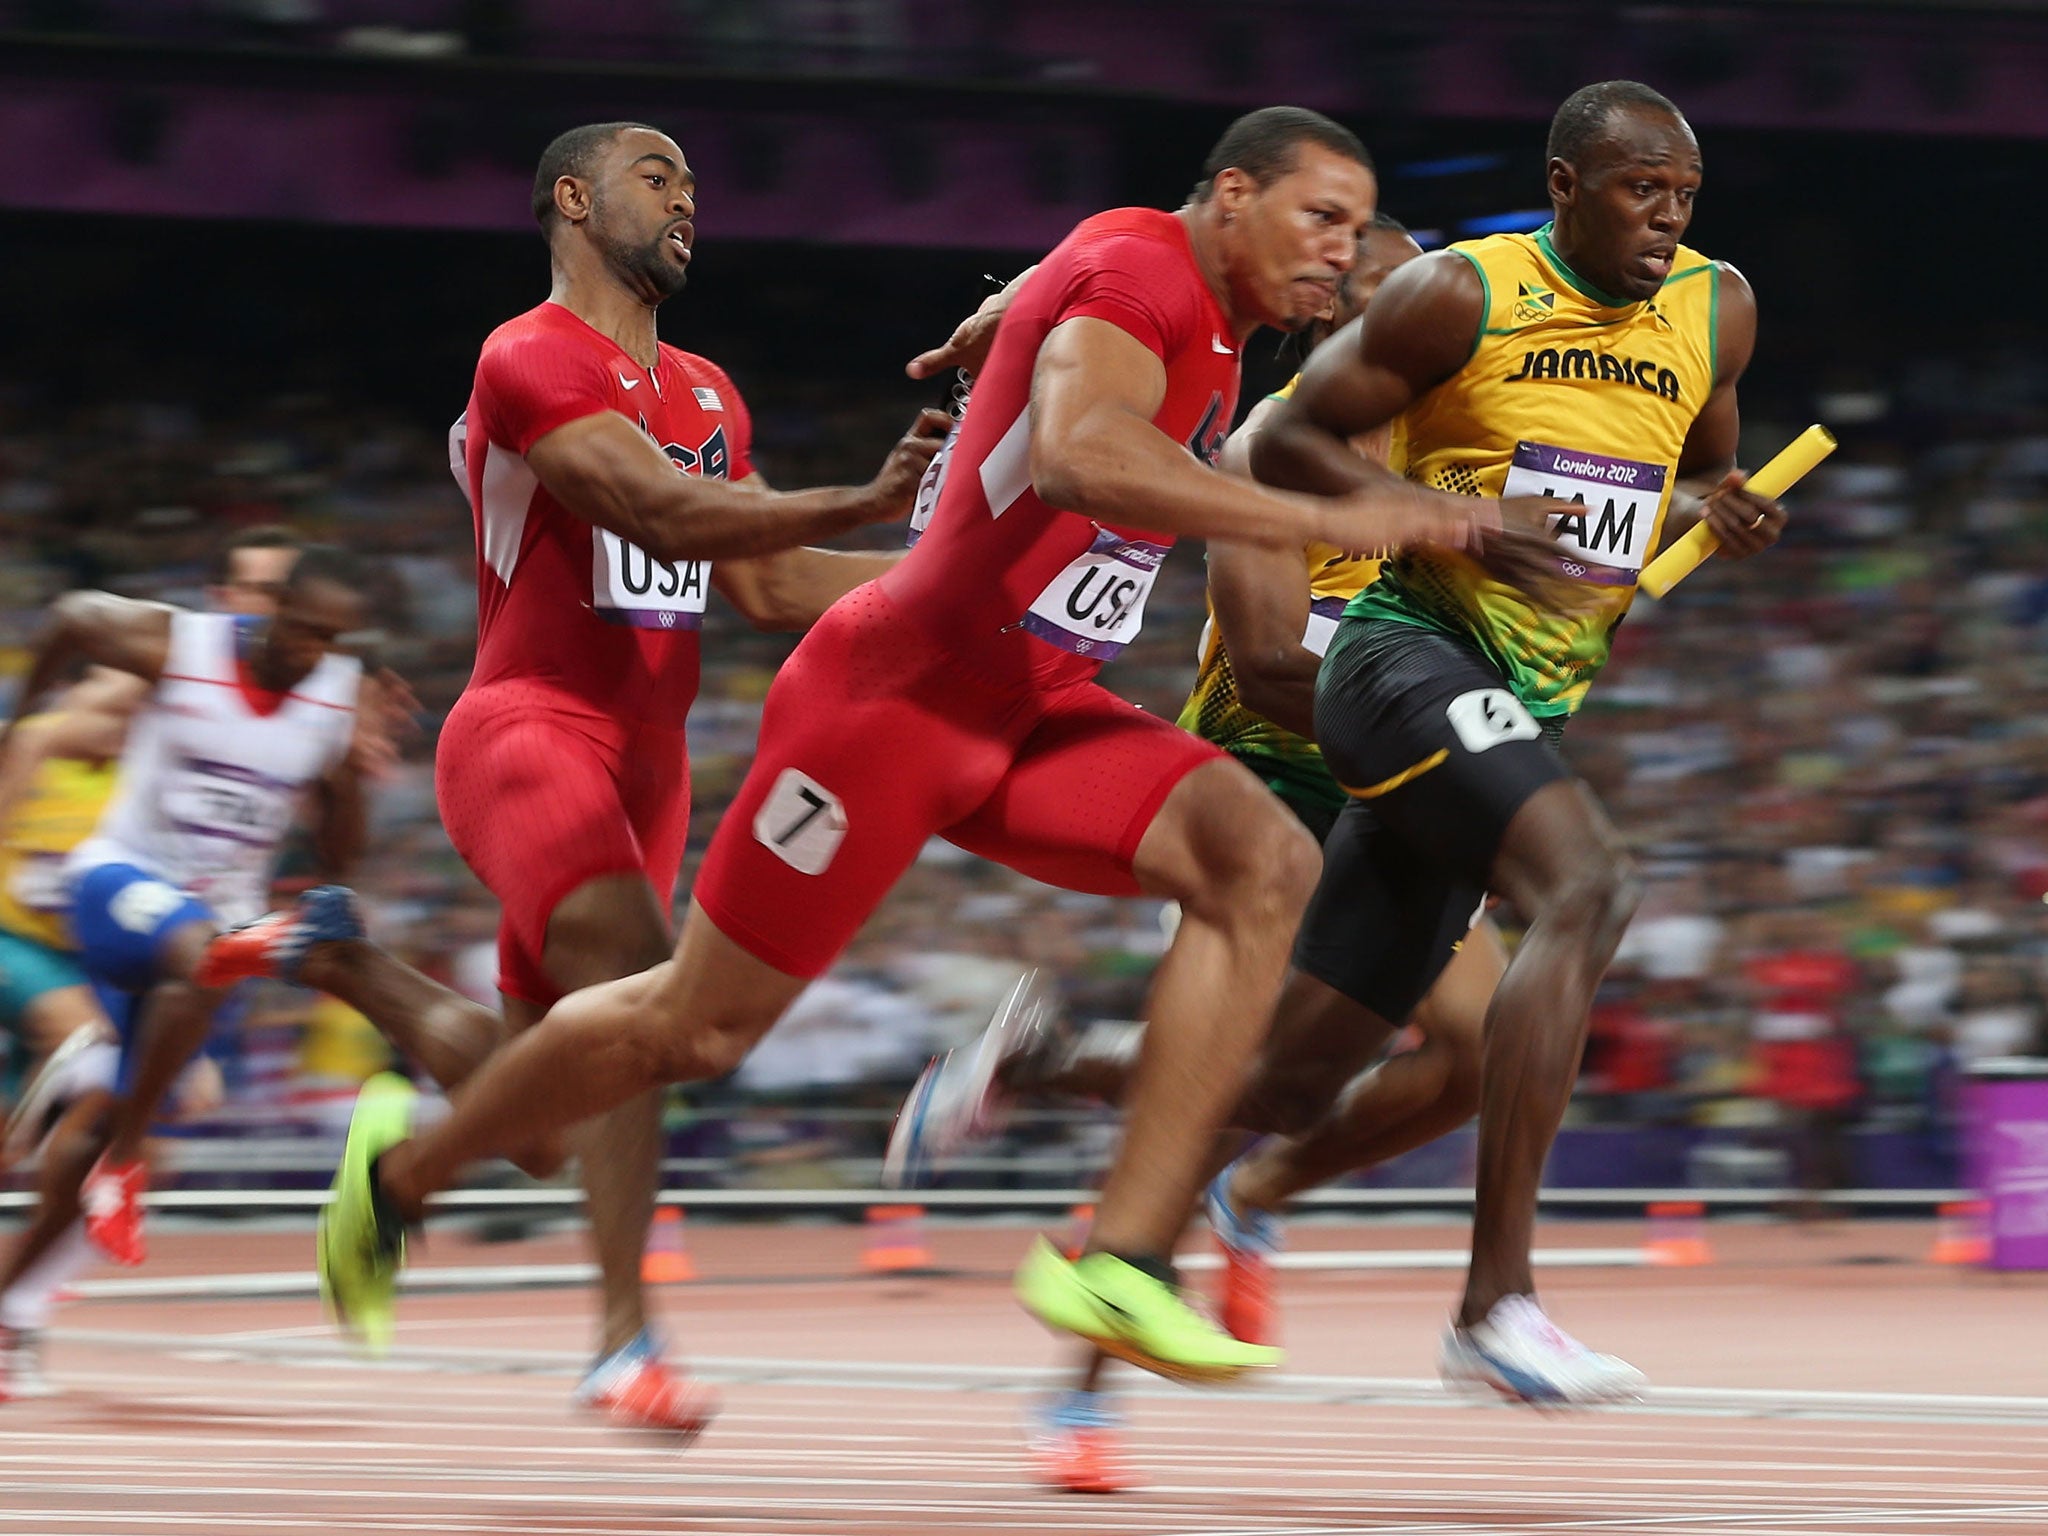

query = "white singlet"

[{"left": 71, "top": 612, "right": 360, "bottom": 926}]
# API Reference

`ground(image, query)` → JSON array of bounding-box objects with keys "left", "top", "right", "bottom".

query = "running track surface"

[{"left": 5, "top": 1218, "right": 2046, "bottom": 1535}]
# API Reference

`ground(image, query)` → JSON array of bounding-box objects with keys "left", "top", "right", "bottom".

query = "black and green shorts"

[{"left": 1291, "top": 617, "right": 1569, "bottom": 1021}]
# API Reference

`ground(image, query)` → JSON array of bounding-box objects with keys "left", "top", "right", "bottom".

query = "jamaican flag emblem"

[{"left": 1512, "top": 282, "right": 1557, "bottom": 325}]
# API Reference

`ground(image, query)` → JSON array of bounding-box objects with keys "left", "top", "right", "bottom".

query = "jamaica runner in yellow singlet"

[
  {"left": 0, "top": 672, "right": 131, "bottom": 1397},
  {"left": 1174, "top": 371, "right": 1383, "bottom": 842},
  {"left": 1250, "top": 81, "right": 1790, "bottom": 1406},
  {"left": 0, "top": 682, "right": 126, "bottom": 1102}
]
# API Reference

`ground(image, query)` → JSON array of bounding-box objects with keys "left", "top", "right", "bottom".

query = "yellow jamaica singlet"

[
  {"left": 1349, "top": 223, "right": 1721, "bottom": 716},
  {"left": 0, "top": 738, "right": 118, "bottom": 951},
  {"left": 1178, "top": 375, "right": 1391, "bottom": 817}
]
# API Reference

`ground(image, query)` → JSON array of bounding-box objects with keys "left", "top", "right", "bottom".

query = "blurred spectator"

[
  {"left": 1742, "top": 908, "right": 1864, "bottom": 1217},
  {"left": 4, "top": 276, "right": 2048, "bottom": 1195}
]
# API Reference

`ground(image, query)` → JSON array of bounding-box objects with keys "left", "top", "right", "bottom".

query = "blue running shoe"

[
  {"left": 1205, "top": 1162, "right": 1281, "bottom": 1345},
  {"left": 882, "top": 969, "right": 1062, "bottom": 1187},
  {"left": 1026, "top": 1389, "right": 1131, "bottom": 1494},
  {"left": 572, "top": 1328, "right": 719, "bottom": 1439},
  {"left": 197, "top": 884, "right": 364, "bottom": 987}
]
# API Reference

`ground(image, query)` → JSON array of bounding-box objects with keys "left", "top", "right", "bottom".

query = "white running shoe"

[
  {"left": 882, "top": 969, "right": 1060, "bottom": 1187},
  {"left": 0, "top": 1327, "right": 54, "bottom": 1401},
  {"left": 1440, "top": 1294, "right": 1646, "bottom": 1406},
  {"left": 2, "top": 1020, "right": 118, "bottom": 1168}
]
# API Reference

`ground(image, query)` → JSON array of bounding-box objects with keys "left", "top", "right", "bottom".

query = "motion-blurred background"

[{"left": 4, "top": 0, "right": 2046, "bottom": 1207}]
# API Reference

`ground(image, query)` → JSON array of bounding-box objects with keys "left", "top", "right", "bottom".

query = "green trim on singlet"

[
  {"left": 1452, "top": 248, "right": 1497, "bottom": 357},
  {"left": 1660, "top": 259, "right": 1718, "bottom": 381},
  {"left": 1532, "top": 222, "right": 1637, "bottom": 310},
  {"left": 1227, "top": 747, "right": 1346, "bottom": 821},
  {"left": 1707, "top": 262, "right": 1721, "bottom": 381},
  {"left": 1268, "top": 776, "right": 1341, "bottom": 845}
]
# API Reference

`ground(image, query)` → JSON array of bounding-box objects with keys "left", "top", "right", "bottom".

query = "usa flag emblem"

[{"left": 692, "top": 386, "right": 723, "bottom": 412}]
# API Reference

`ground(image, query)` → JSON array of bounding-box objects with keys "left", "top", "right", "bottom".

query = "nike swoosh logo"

[
  {"left": 1211, "top": 335, "right": 1234, "bottom": 355},
  {"left": 1076, "top": 1271, "right": 1138, "bottom": 1322},
  {"left": 618, "top": 373, "right": 640, "bottom": 390}
]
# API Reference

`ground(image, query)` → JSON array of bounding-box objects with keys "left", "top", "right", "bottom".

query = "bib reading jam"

[
  {"left": 886, "top": 207, "right": 1238, "bottom": 689},
  {"left": 1349, "top": 225, "right": 1719, "bottom": 716}
]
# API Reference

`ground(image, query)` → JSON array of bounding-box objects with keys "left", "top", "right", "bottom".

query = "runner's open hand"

[
  {"left": 1474, "top": 495, "right": 1594, "bottom": 611},
  {"left": 906, "top": 270, "right": 1036, "bottom": 380},
  {"left": 348, "top": 667, "right": 422, "bottom": 780}
]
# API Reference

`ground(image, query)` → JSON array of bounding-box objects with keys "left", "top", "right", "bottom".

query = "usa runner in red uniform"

[
  {"left": 324, "top": 108, "right": 1507, "bottom": 1386},
  {"left": 218, "top": 122, "right": 945, "bottom": 1430}
]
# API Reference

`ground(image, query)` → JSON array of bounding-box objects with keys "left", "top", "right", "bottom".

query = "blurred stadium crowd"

[{"left": 3, "top": 291, "right": 2044, "bottom": 1195}]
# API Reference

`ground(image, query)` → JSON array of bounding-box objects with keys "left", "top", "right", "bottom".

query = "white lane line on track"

[
  {"left": 4, "top": 1513, "right": 2044, "bottom": 1536},
  {"left": 3, "top": 1409, "right": 2043, "bottom": 1503},
  {"left": 0, "top": 1523, "right": 833, "bottom": 1534},
  {"left": 14, "top": 1413, "right": 2048, "bottom": 1475},
  {"left": 43, "top": 1324, "right": 2048, "bottom": 1427},
  {"left": 6, "top": 1477, "right": 2047, "bottom": 1518},
  {"left": 5, "top": 1496, "right": 2047, "bottom": 1536},
  {"left": 1173, "top": 1512, "right": 2048, "bottom": 1536},
  {"left": 22, "top": 1368, "right": 2048, "bottom": 1459},
  {"left": 8, "top": 1394, "right": 2048, "bottom": 1472},
  {"left": 30, "top": 1347, "right": 2048, "bottom": 1431},
  {"left": 6, "top": 1437, "right": 2046, "bottom": 1489},
  {"left": 3, "top": 1456, "right": 2045, "bottom": 1504},
  {"left": 66, "top": 1247, "right": 1651, "bottom": 1303}
]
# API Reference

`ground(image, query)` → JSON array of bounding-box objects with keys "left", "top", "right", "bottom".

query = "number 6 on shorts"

[{"left": 752, "top": 768, "right": 848, "bottom": 876}]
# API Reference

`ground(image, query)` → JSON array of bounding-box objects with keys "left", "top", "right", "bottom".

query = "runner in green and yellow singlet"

[
  {"left": 1251, "top": 80, "right": 1790, "bottom": 1405},
  {"left": 0, "top": 679, "right": 127, "bottom": 1103},
  {"left": 1176, "top": 372, "right": 1386, "bottom": 841}
]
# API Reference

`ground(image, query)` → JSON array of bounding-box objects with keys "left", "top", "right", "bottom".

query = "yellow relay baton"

[{"left": 1636, "top": 424, "right": 1837, "bottom": 599}]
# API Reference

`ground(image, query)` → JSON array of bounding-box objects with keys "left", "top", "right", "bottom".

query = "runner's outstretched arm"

[
  {"left": 711, "top": 472, "right": 906, "bottom": 630},
  {"left": 1031, "top": 318, "right": 1462, "bottom": 555},
  {"left": 527, "top": 408, "right": 950, "bottom": 563},
  {"left": 2, "top": 597, "right": 170, "bottom": 747}
]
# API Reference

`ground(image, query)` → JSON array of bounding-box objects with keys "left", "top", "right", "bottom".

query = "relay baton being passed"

[{"left": 1636, "top": 424, "right": 1837, "bottom": 599}]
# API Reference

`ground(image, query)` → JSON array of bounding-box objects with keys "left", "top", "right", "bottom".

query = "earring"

[{"left": 1222, "top": 211, "right": 1235, "bottom": 225}]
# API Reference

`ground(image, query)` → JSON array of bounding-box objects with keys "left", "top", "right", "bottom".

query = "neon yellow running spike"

[
  {"left": 317, "top": 1072, "right": 416, "bottom": 1356},
  {"left": 1015, "top": 1235, "right": 1282, "bottom": 1385}
]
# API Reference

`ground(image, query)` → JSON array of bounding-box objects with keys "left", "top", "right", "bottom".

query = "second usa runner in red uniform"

[
  {"left": 215, "top": 122, "right": 945, "bottom": 1430},
  {"left": 324, "top": 108, "right": 1512, "bottom": 1388}
]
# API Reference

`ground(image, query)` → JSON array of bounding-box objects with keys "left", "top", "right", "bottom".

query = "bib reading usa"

[
  {"left": 1022, "top": 530, "right": 1169, "bottom": 659},
  {"left": 592, "top": 527, "right": 711, "bottom": 629}
]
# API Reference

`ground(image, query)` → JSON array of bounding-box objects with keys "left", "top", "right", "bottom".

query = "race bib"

[
  {"left": 7, "top": 852, "right": 70, "bottom": 914},
  {"left": 1302, "top": 595, "right": 1346, "bottom": 659},
  {"left": 163, "top": 764, "right": 291, "bottom": 844},
  {"left": 592, "top": 528, "right": 710, "bottom": 630},
  {"left": 1021, "top": 530, "right": 1168, "bottom": 660},
  {"left": 1445, "top": 687, "right": 1543, "bottom": 754},
  {"left": 753, "top": 768, "right": 847, "bottom": 876},
  {"left": 1502, "top": 440, "right": 1666, "bottom": 584},
  {"left": 905, "top": 423, "right": 960, "bottom": 547}
]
